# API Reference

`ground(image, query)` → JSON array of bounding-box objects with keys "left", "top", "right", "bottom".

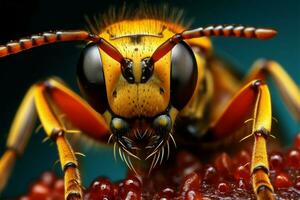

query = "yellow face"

[
  {"left": 99, "top": 20, "right": 175, "bottom": 118},
  {"left": 77, "top": 19, "right": 207, "bottom": 165}
]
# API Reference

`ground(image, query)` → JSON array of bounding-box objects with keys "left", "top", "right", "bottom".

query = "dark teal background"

[{"left": 0, "top": 0, "right": 299, "bottom": 198}]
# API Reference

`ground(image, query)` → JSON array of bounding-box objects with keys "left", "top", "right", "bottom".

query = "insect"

[{"left": 0, "top": 7, "right": 299, "bottom": 200}]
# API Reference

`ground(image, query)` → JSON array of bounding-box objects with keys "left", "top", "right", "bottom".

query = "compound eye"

[
  {"left": 77, "top": 43, "right": 108, "bottom": 113},
  {"left": 171, "top": 41, "right": 198, "bottom": 110}
]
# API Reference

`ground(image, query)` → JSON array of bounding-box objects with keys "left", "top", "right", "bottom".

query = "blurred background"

[{"left": 0, "top": 0, "right": 299, "bottom": 198}]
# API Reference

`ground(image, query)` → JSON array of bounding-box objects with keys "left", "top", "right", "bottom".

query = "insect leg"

[
  {"left": 34, "top": 78, "right": 111, "bottom": 200},
  {"left": 0, "top": 77, "right": 110, "bottom": 199},
  {"left": 34, "top": 81, "right": 83, "bottom": 200},
  {"left": 0, "top": 86, "right": 37, "bottom": 193},
  {"left": 208, "top": 80, "right": 274, "bottom": 200},
  {"left": 250, "top": 81, "right": 274, "bottom": 200},
  {"left": 243, "top": 59, "right": 300, "bottom": 121},
  {"left": 35, "top": 77, "right": 109, "bottom": 141},
  {"left": 55, "top": 133, "right": 81, "bottom": 200}
]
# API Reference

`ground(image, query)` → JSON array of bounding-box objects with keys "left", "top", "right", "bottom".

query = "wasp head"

[{"left": 77, "top": 20, "right": 200, "bottom": 172}]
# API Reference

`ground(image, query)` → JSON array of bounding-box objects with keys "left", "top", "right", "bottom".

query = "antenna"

[{"left": 150, "top": 25, "right": 277, "bottom": 63}]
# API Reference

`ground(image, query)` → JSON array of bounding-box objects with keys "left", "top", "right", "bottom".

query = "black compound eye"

[
  {"left": 171, "top": 41, "right": 198, "bottom": 110},
  {"left": 77, "top": 43, "right": 108, "bottom": 113}
]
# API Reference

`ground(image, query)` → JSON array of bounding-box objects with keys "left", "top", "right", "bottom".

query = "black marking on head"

[
  {"left": 141, "top": 57, "right": 154, "bottom": 83},
  {"left": 121, "top": 59, "right": 135, "bottom": 83},
  {"left": 108, "top": 33, "right": 163, "bottom": 40},
  {"left": 129, "top": 35, "right": 142, "bottom": 44}
]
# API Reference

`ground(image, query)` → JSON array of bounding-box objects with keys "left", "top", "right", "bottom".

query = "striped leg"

[
  {"left": 56, "top": 133, "right": 81, "bottom": 200},
  {"left": 34, "top": 81, "right": 83, "bottom": 199},
  {"left": 208, "top": 80, "right": 274, "bottom": 199},
  {"left": 250, "top": 81, "right": 274, "bottom": 200},
  {"left": 33, "top": 78, "right": 110, "bottom": 199},
  {"left": 0, "top": 77, "right": 110, "bottom": 199},
  {"left": 0, "top": 86, "right": 37, "bottom": 193}
]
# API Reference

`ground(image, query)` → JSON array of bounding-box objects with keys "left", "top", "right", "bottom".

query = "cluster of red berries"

[
  {"left": 18, "top": 171, "right": 64, "bottom": 200},
  {"left": 16, "top": 133, "right": 300, "bottom": 199}
]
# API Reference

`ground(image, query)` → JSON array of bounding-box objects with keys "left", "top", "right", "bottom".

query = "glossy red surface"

[{"left": 17, "top": 133, "right": 300, "bottom": 199}]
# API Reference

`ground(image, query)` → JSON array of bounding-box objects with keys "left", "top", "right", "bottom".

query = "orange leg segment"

[
  {"left": 209, "top": 80, "right": 274, "bottom": 200},
  {"left": 35, "top": 78, "right": 109, "bottom": 140},
  {"left": 0, "top": 86, "right": 37, "bottom": 193},
  {"left": 244, "top": 59, "right": 300, "bottom": 121},
  {"left": 0, "top": 77, "right": 110, "bottom": 200},
  {"left": 56, "top": 133, "right": 82, "bottom": 200}
]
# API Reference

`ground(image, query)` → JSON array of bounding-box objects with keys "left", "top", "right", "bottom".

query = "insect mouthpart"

[{"left": 109, "top": 114, "right": 173, "bottom": 163}]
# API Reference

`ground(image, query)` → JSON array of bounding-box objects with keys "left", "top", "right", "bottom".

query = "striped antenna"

[
  {"left": 150, "top": 25, "right": 277, "bottom": 63},
  {"left": 0, "top": 30, "right": 124, "bottom": 63}
]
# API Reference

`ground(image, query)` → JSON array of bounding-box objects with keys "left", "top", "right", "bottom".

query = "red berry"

[
  {"left": 111, "top": 184, "right": 119, "bottom": 198},
  {"left": 176, "top": 151, "right": 201, "bottom": 178},
  {"left": 123, "top": 176, "right": 142, "bottom": 191},
  {"left": 119, "top": 176, "right": 142, "bottom": 193},
  {"left": 180, "top": 172, "right": 201, "bottom": 193},
  {"left": 203, "top": 165, "right": 218, "bottom": 183},
  {"left": 269, "top": 152, "right": 284, "bottom": 171},
  {"left": 234, "top": 165, "right": 250, "bottom": 181},
  {"left": 51, "top": 179, "right": 64, "bottom": 200},
  {"left": 294, "top": 133, "right": 300, "bottom": 149},
  {"left": 39, "top": 171, "right": 56, "bottom": 188},
  {"left": 89, "top": 178, "right": 113, "bottom": 199},
  {"left": 214, "top": 153, "right": 233, "bottom": 177},
  {"left": 29, "top": 181, "right": 50, "bottom": 200},
  {"left": 51, "top": 192, "right": 64, "bottom": 200},
  {"left": 119, "top": 177, "right": 142, "bottom": 199},
  {"left": 184, "top": 190, "right": 202, "bottom": 200},
  {"left": 182, "top": 161, "right": 202, "bottom": 177},
  {"left": 287, "top": 149, "right": 300, "bottom": 168},
  {"left": 123, "top": 191, "right": 139, "bottom": 200},
  {"left": 217, "top": 182, "right": 230, "bottom": 194},
  {"left": 154, "top": 188, "right": 175, "bottom": 199},
  {"left": 274, "top": 172, "right": 292, "bottom": 188},
  {"left": 176, "top": 151, "right": 198, "bottom": 168},
  {"left": 237, "top": 179, "right": 249, "bottom": 190},
  {"left": 19, "top": 196, "right": 31, "bottom": 200},
  {"left": 53, "top": 179, "right": 64, "bottom": 194},
  {"left": 83, "top": 192, "right": 92, "bottom": 200},
  {"left": 295, "top": 181, "right": 300, "bottom": 190},
  {"left": 235, "top": 150, "right": 251, "bottom": 165}
]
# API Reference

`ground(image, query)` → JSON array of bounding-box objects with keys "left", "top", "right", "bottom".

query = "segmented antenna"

[
  {"left": 0, "top": 30, "right": 124, "bottom": 63},
  {"left": 150, "top": 25, "right": 277, "bottom": 63}
]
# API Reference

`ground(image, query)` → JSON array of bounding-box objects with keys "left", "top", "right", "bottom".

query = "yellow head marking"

[
  {"left": 95, "top": 19, "right": 211, "bottom": 118},
  {"left": 98, "top": 20, "right": 180, "bottom": 118}
]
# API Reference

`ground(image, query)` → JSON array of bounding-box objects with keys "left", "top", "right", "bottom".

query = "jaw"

[
  {"left": 110, "top": 120, "right": 175, "bottom": 174},
  {"left": 106, "top": 107, "right": 179, "bottom": 173},
  {"left": 116, "top": 121, "right": 169, "bottom": 160}
]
